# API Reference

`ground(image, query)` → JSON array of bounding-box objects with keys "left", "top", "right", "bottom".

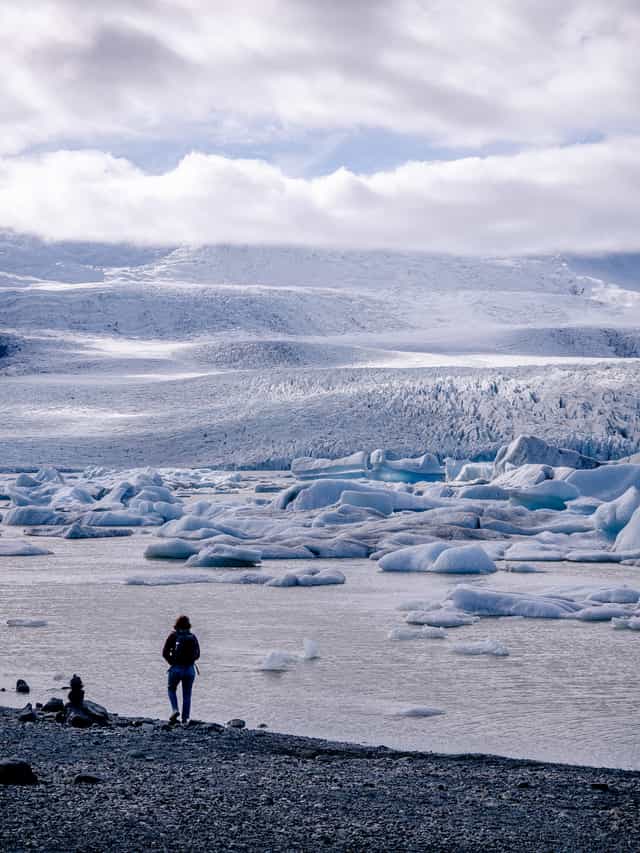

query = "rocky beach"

[{"left": 1, "top": 706, "right": 639, "bottom": 852}]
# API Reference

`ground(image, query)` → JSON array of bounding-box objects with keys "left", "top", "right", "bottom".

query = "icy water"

[{"left": 1, "top": 536, "right": 639, "bottom": 770}]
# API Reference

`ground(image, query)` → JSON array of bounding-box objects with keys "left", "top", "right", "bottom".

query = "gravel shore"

[{"left": 1, "top": 707, "right": 639, "bottom": 852}]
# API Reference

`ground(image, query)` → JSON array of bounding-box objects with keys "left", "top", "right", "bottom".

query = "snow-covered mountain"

[{"left": 1, "top": 232, "right": 639, "bottom": 466}]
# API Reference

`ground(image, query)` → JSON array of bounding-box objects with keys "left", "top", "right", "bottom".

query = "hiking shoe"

[
  {"left": 182, "top": 718, "right": 191, "bottom": 727},
  {"left": 169, "top": 711, "right": 179, "bottom": 724}
]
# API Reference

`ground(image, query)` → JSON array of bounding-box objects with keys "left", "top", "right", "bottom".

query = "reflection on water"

[{"left": 1, "top": 536, "right": 639, "bottom": 770}]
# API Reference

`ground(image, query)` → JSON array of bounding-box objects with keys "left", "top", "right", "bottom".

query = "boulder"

[
  {"left": 15, "top": 679, "right": 30, "bottom": 694},
  {"left": 226, "top": 718, "right": 246, "bottom": 729},
  {"left": 0, "top": 759, "right": 38, "bottom": 785},
  {"left": 42, "top": 697, "right": 64, "bottom": 714},
  {"left": 73, "top": 773, "right": 103, "bottom": 785},
  {"left": 18, "top": 703, "right": 37, "bottom": 723}
]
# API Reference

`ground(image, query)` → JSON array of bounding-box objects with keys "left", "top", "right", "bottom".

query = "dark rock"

[
  {"left": 67, "top": 708, "right": 92, "bottom": 729},
  {"left": 517, "top": 781, "right": 531, "bottom": 789},
  {"left": 73, "top": 773, "right": 103, "bottom": 785},
  {"left": 0, "top": 759, "right": 38, "bottom": 785},
  {"left": 18, "top": 703, "right": 37, "bottom": 723},
  {"left": 42, "top": 697, "right": 65, "bottom": 714},
  {"left": 83, "top": 699, "right": 109, "bottom": 725},
  {"left": 16, "top": 679, "right": 30, "bottom": 694},
  {"left": 206, "top": 723, "right": 225, "bottom": 734},
  {"left": 226, "top": 718, "right": 246, "bottom": 729},
  {"left": 591, "top": 782, "right": 610, "bottom": 792},
  {"left": 258, "top": 722, "right": 268, "bottom": 729}
]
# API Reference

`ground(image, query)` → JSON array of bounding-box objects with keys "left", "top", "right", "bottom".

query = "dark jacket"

[{"left": 163, "top": 630, "right": 200, "bottom": 666}]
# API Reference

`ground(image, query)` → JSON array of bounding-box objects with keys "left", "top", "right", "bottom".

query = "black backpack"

[{"left": 172, "top": 631, "right": 197, "bottom": 666}]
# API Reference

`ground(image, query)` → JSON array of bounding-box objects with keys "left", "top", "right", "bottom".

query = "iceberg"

[
  {"left": 0, "top": 540, "right": 52, "bottom": 556},
  {"left": 369, "top": 449, "right": 443, "bottom": 483},
  {"left": 494, "top": 435, "right": 599, "bottom": 475},
  {"left": 452, "top": 639, "right": 509, "bottom": 656},
  {"left": 379, "top": 542, "right": 452, "bottom": 572},
  {"left": 567, "top": 464, "right": 640, "bottom": 502},
  {"left": 593, "top": 486, "right": 640, "bottom": 537},
  {"left": 429, "top": 545, "right": 497, "bottom": 575},
  {"left": 405, "top": 609, "right": 478, "bottom": 628},
  {"left": 291, "top": 451, "right": 369, "bottom": 480},
  {"left": 614, "top": 505, "right": 640, "bottom": 552},
  {"left": 450, "top": 585, "right": 581, "bottom": 618}
]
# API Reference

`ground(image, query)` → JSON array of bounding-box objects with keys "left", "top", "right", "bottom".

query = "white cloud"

[
  {"left": 1, "top": 0, "right": 639, "bottom": 153},
  {"left": 1, "top": 138, "right": 638, "bottom": 254}
]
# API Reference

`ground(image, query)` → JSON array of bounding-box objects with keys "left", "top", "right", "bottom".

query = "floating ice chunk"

[
  {"left": 612, "top": 616, "right": 640, "bottom": 631},
  {"left": 313, "top": 503, "right": 388, "bottom": 526},
  {"left": 6, "top": 618, "right": 48, "bottom": 627},
  {"left": 212, "top": 570, "right": 273, "bottom": 584},
  {"left": 587, "top": 587, "right": 640, "bottom": 604},
  {"left": 4, "top": 506, "right": 65, "bottom": 526},
  {"left": 509, "top": 480, "right": 580, "bottom": 511},
  {"left": 615, "top": 505, "right": 640, "bottom": 552},
  {"left": 450, "top": 585, "right": 581, "bottom": 618},
  {"left": 297, "top": 569, "right": 346, "bottom": 586},
  {"left": 305, "top": 538, "right": 369, "bottom": 559},
  {"left": 302, "top": 639, "right": 320, "bottom": 660},
  {"left": 186, "top": 545, "right": 262, "bottom": 568},
  {"left": 394, "top": 706, "right": 445, "bottom": 718},
  {"left": 458, "top": 484, "right": 508, "bottom": 500},
  {"left": 494, "top": 435, "right": 598, "bottom": 475},
  {"left": 454, "top": 462, "right": 493, "bottom": 483},
  {"left": 430, "top": 545, "right": 497, "bottom": 575},
  {"left": 292, "top": 451, "right": 369, "bottom": 480},
  {"left": 452, "top": 639, "right": 509, "bottom": 656},
  {"left": 369, "top": 449, "right": 443, "bottom": 483},
  {"left": 565, "top": 550, "right": 622, "bottom": 563},
  {"left": 84, "top": 510, "right": 160, "bottom": 527},
  {"left": 63, "top": 522, "right": 133, "bottom": 539},
  {"left": 593, "top": 487, "right": 640, "bottom": 537},
  {"left": 405, "top": 610, "right": 478, "bottom": 628},
  {"left": 0, "top": 540, "right": 52, "bottom": 556},
  {"left": 567, "top": 464, "right": 640, "bottom": 502},
  {"left": 126, "top": 574, "right": 213, "bottom": 586},
  {"left": 14, "top": 473, "right": 39, "bottom": 488},
  {"left": 337, "top": 490, "right": 395, "bottom": 516},
  {"left": 492, "top": 463, "right": 554, "bottom": 490},
  {"left": 574, "top": 605, "right": 631, "bottom": 622},
  {"left": 259, "top": 650, "right": 299, "bottom": 671},
  {"left": 504, "top": 542, "right": 566, "bottom": 562},
  {"left": 144, "top": 539, "right": 199, "bottom": 560},
  {"left": 396, "top": 599, "right": 442, "bottom": 612},
  {"left": 388, "top": 626, "right": 447, "bottom": 640},
  {"left": 378, "top": 542, "right": 452, "bottom": 572},
  {"left": 504, "top": 562, "right": 543, "bottom": 573}
]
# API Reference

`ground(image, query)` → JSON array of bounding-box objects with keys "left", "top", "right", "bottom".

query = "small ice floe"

[
  {"left": 259, "top": 639, "right": 320, "bottom": 671},
  {"left": 429, "top": 545, "right": 497, "bottom": 575},
  {"left": 388, "top": 626, "right": 447, "bottom": 641},
  {"left": 405, "top": 609, "right": 478, "bottom": 629},
  {"left": 126, "top": 574, "right": 214, "bottom": 586},
  {"left": 211, "top": 571, "right": 273, "bottom": 584},
  {"left": 6, "top": 618, "right": 48, "bottom": 627},
  {"left": 503, "top": 562, "right": 543, "bottom": 573},
  {"left": 449, "top": 585, "right": 581, "bottom": 619},
  {"left": 612, "top": 616, "right": 640, "bottom": 631},
  {"left": 394, "top": 706, "right": 445, "bottom": 718},
  {"left": 266, "top": 568, "right": 345, "bottom": 587},
  {"left": 574, "top": 605, "right": 632, "bottom": 622},
  {"left": 186, "top": 544, "right": 262, "bottom": 568},
  {"left": 452, "top": 639, "right": 509, "bottom": 657},
  {"left": 0, "top": 540, "right": 52, "bottom": 557},
  {"left": 587, "top": 586, "right": 640, "bottom": 604},
  {"left": 396, "top": 600, "right": 442, "bottom": 612},
  {"left": 144, "top": 539, "right": 199, "bottom": 560}
]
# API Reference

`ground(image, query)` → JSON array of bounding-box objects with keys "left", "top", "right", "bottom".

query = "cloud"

[
  {"left": 1, "top": 137, "right": 638, "bottom": 254},
  {"left": 1, "top": 0, "right": 639, "bottom": 154}
]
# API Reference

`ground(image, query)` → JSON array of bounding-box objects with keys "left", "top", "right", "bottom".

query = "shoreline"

[{"left": 1, "top": 707, "right": 639, "bottom": 852}]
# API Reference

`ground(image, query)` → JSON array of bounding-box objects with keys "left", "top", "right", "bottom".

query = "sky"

[{"left": 0, "top": 0, "right": 638, "bottom": 254}]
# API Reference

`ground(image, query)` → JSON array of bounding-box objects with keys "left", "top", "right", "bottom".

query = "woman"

[{"left": 162, "top": 615, "right": 200, "bottom": 725}]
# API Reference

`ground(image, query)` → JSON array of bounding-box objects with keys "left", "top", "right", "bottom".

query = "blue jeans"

[{"left": 167, "top": 664, "right": 196, "bottom": 722}]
